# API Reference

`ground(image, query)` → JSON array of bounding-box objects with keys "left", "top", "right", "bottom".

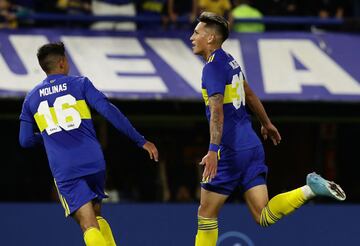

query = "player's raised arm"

[
  {"left": 244, "top": 80, "right": 281, "bottom": 145},
  {"left": 83, "top": 78, "right": 159, "bottom": 161}
]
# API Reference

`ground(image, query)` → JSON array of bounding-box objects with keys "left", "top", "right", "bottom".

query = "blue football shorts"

[
  {"left": 201, "top": 145, "right": 268, "bottom": 195},
  {"left": 54, "top": 170, "right": 108, "bottom": 217}
]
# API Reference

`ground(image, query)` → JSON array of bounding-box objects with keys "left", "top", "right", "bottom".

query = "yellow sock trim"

[
  {"left": 97, "top": 216, "right": 117, "bottom": 246},
  {"left": 195, "top": 216, "right": 218, "bottom": 246},
  {"left": 84, "top": 227, "right": 107, "bottom": 246},
  {"left": 260, "top": 187, "right": 306, "bottom": 227}
]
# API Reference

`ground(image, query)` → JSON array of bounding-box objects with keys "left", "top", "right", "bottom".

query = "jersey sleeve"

[
  {"left": 83, "top": 78, "right": 146, "bottom": 148},
  {"left": 19, "top": 120, "right": 43, "bottom": 148},
  {"left": 19, "top": 96, "right": 34, "bottom": 123},
  {"left": 202, "top": 62, "right": 227, "bottom": 97}
]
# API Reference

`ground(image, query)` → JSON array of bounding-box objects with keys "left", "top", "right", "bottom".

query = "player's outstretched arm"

[
  {"left": 142, "top": 141, "right": 159, "bottom": 162},
  {"left": 244, "top": 80, "right": 281, "bottom": 145},
  {"left": 84, "top": 78, "right": 160, "bottom": 161},
  {"left": 84, "top": 78, "right": 147, "bottom": 147},
  {"left": 19, "top": 121, "right": 43, "bottom": 148}
]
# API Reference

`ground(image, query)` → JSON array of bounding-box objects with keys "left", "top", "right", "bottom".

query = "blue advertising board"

[
  {"left": 1, "top": 203, "right": 358, "bottom": 245},
  {"left": 0, "top": 29, "right": 360, "bottom": 101}
]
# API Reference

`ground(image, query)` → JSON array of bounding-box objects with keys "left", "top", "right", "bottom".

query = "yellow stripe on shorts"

[{"left": 54, "top": 179, "right": 70, "bottom": 217}]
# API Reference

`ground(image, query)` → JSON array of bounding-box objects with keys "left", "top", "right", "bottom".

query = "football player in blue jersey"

[
  {"left": 19, "top": 42, "right": 159, "bottom": 246},
  {"left": 190, "top": 12, "right": 346, "bottom": 246}
]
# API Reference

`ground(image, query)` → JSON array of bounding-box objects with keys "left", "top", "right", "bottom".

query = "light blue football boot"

[{"left": 306, "top": 172, "right": 346, "bottom": 201}]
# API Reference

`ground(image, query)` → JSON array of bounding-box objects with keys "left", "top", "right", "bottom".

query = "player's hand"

[
  {"left": 261, "top": 123, "right": 281, "bottom": 146},
  {"left": 142, "top": 141, "right": 159, "bottom": 162},
  {"left": 199, "top": 151, "right": 218, "bottom": 183}
]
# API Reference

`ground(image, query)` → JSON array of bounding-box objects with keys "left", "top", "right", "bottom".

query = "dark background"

[{"left": 2, "top": 99, "right": 359, "bottom": 203}]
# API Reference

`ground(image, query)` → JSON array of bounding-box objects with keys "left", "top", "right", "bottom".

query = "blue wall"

[{"left": 1, "top": 203, "right": 358, "bottom": 246}]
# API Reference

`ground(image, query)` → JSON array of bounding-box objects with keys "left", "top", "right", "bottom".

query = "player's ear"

[
  {"left": 59, "top": 56, "right": 66, "bottom": 69},
  {"left": 207, "top": 34, "right": 215, "bottom": 44}
]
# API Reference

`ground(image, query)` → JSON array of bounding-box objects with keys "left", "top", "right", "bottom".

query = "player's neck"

[
  {"left": 47, "top": 69, "right": 67, "bottom": 76},
  {"left": 204, "top": 46, "right": 221, "bottom": 61}
]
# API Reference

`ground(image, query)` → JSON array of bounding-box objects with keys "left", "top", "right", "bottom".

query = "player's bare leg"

[
  {"left": 93, "top": 202, "right": 101, "bottom": 217},
  {"left": 93, "top": 202, "right": 117, "bottom": 246},
  {"left": 198, "top": 188, "right": 228, "bottom": 218},
  {"left": 73, "top": 201, "right": 99, "bottom": 232},
  {"left": 243, "top": 184, "right": 269, "bottom": 224},
  {"left": 244, "top": 183, "right": 308, "bottom": 227},
  {"left": 195, "top": 188, "right": 228, "bottom": 246},
  {"left": 73, "top": 201, "right": 106, "bottom": 246}
]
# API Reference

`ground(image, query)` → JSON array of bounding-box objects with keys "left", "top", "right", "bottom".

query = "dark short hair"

[
  {"left": 37, "top": 42, "right": 66, "bottom": 73},
  {"left": 198, "top": 12, "right": 229, "bottom": 43}
]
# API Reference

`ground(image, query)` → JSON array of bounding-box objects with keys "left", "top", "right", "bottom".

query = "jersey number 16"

[{"left": 37, "top": 94, "right": 81, "bottom": 135}]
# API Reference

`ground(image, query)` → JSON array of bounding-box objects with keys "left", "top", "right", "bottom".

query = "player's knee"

[
  {"left": 254, "top": 215, "right": 262, "bottom": 226},
  {"left": 251, "top": 208, "right": 263, "bottom": 226},
  {"left": 198, "top": 204, "right": 218, "bottom": 218},
  {"left": 80, "top": 220, "right": 100, "bottom": 232}
]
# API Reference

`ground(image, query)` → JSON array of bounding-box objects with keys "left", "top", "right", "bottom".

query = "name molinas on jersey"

[{"left": 39, "top": 83, "right": 67, "bottom": 97}]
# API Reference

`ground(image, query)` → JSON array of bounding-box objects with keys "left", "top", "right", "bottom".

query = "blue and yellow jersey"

[
  {"left": 20, "top": 74, "right": 145, "bottom": 182},
  {"left": 202, "top": 48, "right": 261, "bottom": 150}
]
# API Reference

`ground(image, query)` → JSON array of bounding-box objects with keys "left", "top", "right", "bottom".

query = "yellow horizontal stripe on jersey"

[
  {"left": 64, "top": 99, "right": 91, "bottom": 120},
  {"left": 34, "top": 99, "right": 91, "bottom": 132},
  {"left": 224, "top": 84, "right": 242, "bottom": 104},
  {"left": 201, "top": 84, "right": 241, "bottom": 106},
  {"left": 202, "top": 89, "right": 209, "bottom": 105},
  {"left": 34, "top": 113, "right": 47, "bottom": 132}
]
